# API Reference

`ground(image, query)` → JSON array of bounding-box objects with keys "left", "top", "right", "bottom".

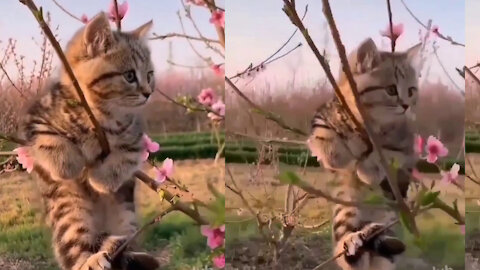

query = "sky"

[
  {"left": 226, "top": 0, "right": 465, "bottom": 92},
  {"left": 0, "top": 0, "right": 224, "bottom": 77},
  {"left": 467, "top": 0, "right": 480, "bottom": 68}
]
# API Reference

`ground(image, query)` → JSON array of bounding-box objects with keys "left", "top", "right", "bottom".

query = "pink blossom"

[
  {"left": 209, "top": 11, "right": 225, "bottom": 28},
  {"left": 155, "top": 158, "right": 174, "bottom": 183},
  {"left": 108, "top": 0, "right": 129, "bottom": 22},
  {"left": 380, "top": 23, "right": 404, "bottom": 43},
  {"left": 425, "top": 136, "right": 448, "bottom": 163},
  {"left": 201, "top": 225, "right": 225, "bottom": 249},
  {"left": 208, "top": 100, "right": 225, "bottom": 121},
  {"left": 441, "top": 163, "right": 460, "bottom": 185},
  {"left": 198, "top": 88, "right": 217, "bottom": 106},
  {"left": 186, "top": 0, "right": 205, "bottom": 6},
  {"left": 432, "top": 25, "right": 439, "bottom": 35},
  {"left": 212, "top": 254, "right": 225, "bottom": 269},
  {"left": 460, "top": 225, "right": 465, "bottom": 235},
  {"left": 414, "top": 135, "right": 423, "bottom": 156},
  {"left": 80, "top": 14, "right": 89, "bottom": 24},
  {"left": 14, "top": 147, "right": 34, "bottom": 173},
  {"left": 212, "top": 64, "right": 224, "bottom": 76},
  {"left": 142, "top": 134, "right": 160, "bottom": 161}
]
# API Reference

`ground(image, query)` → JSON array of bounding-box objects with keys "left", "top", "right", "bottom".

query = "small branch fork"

[
  {"left": 228, "top": 5, "right": 307, "bottom": 80},
  {"left": 399, "top": 0, "right": 464, "bottom": 47}
]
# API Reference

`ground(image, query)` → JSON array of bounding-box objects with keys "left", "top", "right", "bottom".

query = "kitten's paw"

[
  {"left": 343, "top": 231, "right": 364, "bottom": 256},
  {"left": 82, "top": 251, "right": 111, "bottom": 270},
  {"left": 360, "top": 222, "right": 385, "bottom": 237},
  {"left": 123, "top": 252, "right": 160, "bottom": 270}
]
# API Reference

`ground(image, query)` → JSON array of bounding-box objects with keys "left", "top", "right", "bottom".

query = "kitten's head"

[
  {"left": 340, "top": 38, "right": 421, "bottom": 118},
  {"left": 63, "top": 13, "right": 154, "bottom": 110}
]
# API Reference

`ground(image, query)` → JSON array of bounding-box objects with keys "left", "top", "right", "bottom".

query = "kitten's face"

[
  {"left": 65, "top": 13, "right": 154, "bottom": 110},
  {"left": 343, "top": 38, "right": 421, "bottom": 119}
]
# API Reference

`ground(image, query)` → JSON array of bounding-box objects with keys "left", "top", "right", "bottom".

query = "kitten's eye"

[
  {"left": 408, "top": 86, "right": 417, "bottom": 97},
  {"left": 123, "top": 70, "right": 137, "bottom": 83},
  {"left": 147, "top": 71, "right": 154, "bottom": 84},
  {"left": 385, "top": 84, "right": 398, "bottom": 96}
]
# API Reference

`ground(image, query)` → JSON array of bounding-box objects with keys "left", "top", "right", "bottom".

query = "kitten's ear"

[
  {"left": 352, "top": 38, "right": 381, "bottom": 73},
  {"left": 131, "top": 20, "right": 153, "bottom": 39},
  {"left": 406, "top": 43, "right": 422, "bottom": 64},
  {"left": 83, "top": 13, "right": 115, "bottom": 56}
]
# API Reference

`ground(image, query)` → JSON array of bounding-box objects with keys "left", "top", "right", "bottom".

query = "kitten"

[
  {"left": 20, "top": 13, "right": 159, "bottom": 270},
  {"left": 308, "top": 38, "right": 421, "bottom": 270}
]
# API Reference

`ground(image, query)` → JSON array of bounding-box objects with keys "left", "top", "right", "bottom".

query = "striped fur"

[
  {"left": 309, "top": 39, "right": 421, "bottom": 270},
  {"left": 20, "top": 13, "right": 158, "bottom": 270}
]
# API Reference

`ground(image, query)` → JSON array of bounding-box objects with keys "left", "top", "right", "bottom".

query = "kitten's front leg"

[
  {"left": 88, "top": 151, "right": 141, "bottom": 193},
  {"left": 309, "top": 127, "right": 356, "bottom": 171},
  {"left": 31, "top": 135, "right": 86, "bottom": 181}
]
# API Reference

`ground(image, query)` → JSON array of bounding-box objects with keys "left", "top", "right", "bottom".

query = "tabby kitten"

[
  {"left": 20, "top": 13, "right": 159, "bottom": 270},
  {"left": 308, "top": 38, "right": 421, "bottom": 270}
]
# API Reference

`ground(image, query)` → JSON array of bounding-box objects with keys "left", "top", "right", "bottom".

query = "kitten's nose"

[
  {"left": 401, "top": 104, "right": 409, "bottom": 110},
  {"left": 142, "top": 92, "right": 151, "bottom": 99}
]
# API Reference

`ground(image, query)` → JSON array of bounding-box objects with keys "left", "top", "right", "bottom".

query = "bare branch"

[
  {"left": 226, "top": 77, "right": 307, "bottom": 136},
  {"left": 150, "top": 32, "right": 220, "bottom": 44},
  {"left": 399, "top": 0, "right": 464, "bottom": 47},
  {"left": 50, "top": 0, "right": 83, "bottom": 23}
]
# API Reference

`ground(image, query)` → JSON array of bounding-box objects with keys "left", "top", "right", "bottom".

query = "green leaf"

[
  {"left": 399, "top": 211, "right": 415, "bottom": 234},
  {"left": 278, "top": 171, "right": 301, "bottom": 185},
  {"left": 420, "top": 191, "right": 440, "bottom": 206}
]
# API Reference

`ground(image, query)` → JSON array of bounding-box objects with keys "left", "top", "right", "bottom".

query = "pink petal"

[
  {"left": 460, "top": 225, "right": 465, "bottom": 235},
  {"left": 414, "top": 135, "right": 423, "bottom": 155},
  {"left": 220, "top": 224, "right": 225, "bottom": 232},
  {"left": 380, "top": 23, "right": 404, "bottom": 42},
  {"left": 201, "top": 225, "right": 214, "bottom": 237},
  {"left": 148, "top": 141, "right": 160, "bottom": 153},
  {"left": 80, "top": 14, "right": 89, "bottom": 24},
  {"left": 212, "top": 64, "right": 224, "bottom": 76},
  {"left": 155, "top": 168, "right": 167, "bottom": 183},
  {"left": 426, "top": 153, "right": 437, "bottom": 164},
  {"left": 109, "top": 0, "right": 128, "bottom": 21},
  {"left": 450, "top": 163, "right": 460, "bottom": 180},
  {"left": 213, "top": 254, "right": 225, "bottom": 268},
  {"left": 198, "top": 88, "right": 216, "bottom": 106},
  {"left": 142, "top": 151, "right": 149, "bottom": 161},
  {"left": 209, "top": 11, "right": 225, "bottom": 28},
  {"left": 162, "top": 158, "right": 174, "bottom": 178}
]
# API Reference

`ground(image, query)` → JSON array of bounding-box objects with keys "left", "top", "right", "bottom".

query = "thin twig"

[
  {"left": 50, "top": 0, "right": 83, "bottom": 22},
  {"left": 155, "top": 89, "right": 223, "bottom": 118},
  {"left": 432, "top": 45, "right": 463, "bottom": 92},
  {"left": 386, "top": 0, "right": 395, "bottom": 52},
  {"left": 226, "top": 77, "right": 307, "bottom": 136},
  {"left": 150, "top": 32, "right": 219, "bottom": 43},
  {"left": 399, "top": 0, "right": 464, "bottom": 47},
  {"left": 229, "top": 6, "right": 308, "bottom": 80},
  {"left": 19, "top": 0, "right": 111, "bottom": 157},
  {"left": 0, "top": 62, "right": 26, "bottom": 99},
  {"left": 111, "top": 206, "right": 176, "bottom": 260},
  {"left": 113, "top": 0, "right": 121, "bottom": 31}
]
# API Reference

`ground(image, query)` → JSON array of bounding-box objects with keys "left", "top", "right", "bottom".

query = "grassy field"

[
  {"left": 0, "top": 158, "right": 224, "bottom": 270},
  {"left": 466, "top": 153, "right": 480, "bottom": 269},
  {"left": 225, "top": 163, "right": 465, "bottom": 270}
]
